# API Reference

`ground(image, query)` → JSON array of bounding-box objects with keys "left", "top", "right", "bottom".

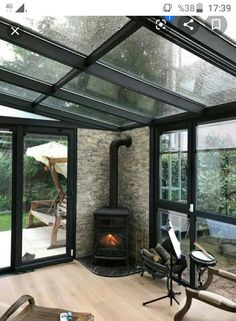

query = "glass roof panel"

[
  {"left": 63, "top": 73, "right": 183, "bottom": 118},
  {"left": 43, "top": 96, "right": 134, "bottom": 126},
  {"left": 0, "top": 80, "right": 40, "bottom": 101},
  {"left": 0, "top": 105, "right": 56, "bottom": 120},
  {"left": 100, "top": 27, "right": 236, "bottom": 106},
  {"left": 1, "top": 16, "right": 129, "bottom": 55},
  {"left": 0, "top": 39, "right": 71, "bottom": 83}
]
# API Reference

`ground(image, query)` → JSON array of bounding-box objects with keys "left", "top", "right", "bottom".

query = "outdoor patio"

[{"left": 0, "top": 227, "right": 66, "bottom": 268}]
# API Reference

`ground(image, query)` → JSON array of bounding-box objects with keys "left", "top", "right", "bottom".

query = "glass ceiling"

[
  {"left": 0, "top": 80, "right": 40, "bottom": 101},
  {"left": 0, "top": 39, "right": 71, "bottom": 83},
  {"left": 0, "top": 15, "right": 235, "bottom": 131},
  {"left": 64, "top": 72, "right": 183, "bottom": 118},
  {"left": 100, "top": 27, "right": 236, "bottom": 106},
  {"left": 2, "top": 16, "right": 129, "bottom": 55}
]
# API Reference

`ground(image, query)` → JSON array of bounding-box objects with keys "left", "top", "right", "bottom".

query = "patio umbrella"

[{"left": 26, "top": 141, "right": 67, "bottom": 199}]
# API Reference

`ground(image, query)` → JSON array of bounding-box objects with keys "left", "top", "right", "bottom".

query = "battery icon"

[{"left": 196, "top": 3, "right": 203, "bottom": 12}]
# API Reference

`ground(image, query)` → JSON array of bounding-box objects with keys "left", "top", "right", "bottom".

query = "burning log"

[{"left": 100, "top": 233, "right": 121, "bottom": 248}]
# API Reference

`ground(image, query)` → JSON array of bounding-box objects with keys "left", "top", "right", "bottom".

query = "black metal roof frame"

[{"left": 0, "top": 15, "right": 235, "bottom": 131}]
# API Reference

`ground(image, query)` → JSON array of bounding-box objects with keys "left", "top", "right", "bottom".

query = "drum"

[
  {"left": 190, "top": 250, "right": 216, "bottom": 288},
  {"left": 190, "top": 250, "right": 216, "bottom": 267}
]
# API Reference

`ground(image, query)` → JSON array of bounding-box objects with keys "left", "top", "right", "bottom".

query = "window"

[
  {"left": 160, "top": 130, "right": 188, "bottom": 203},
  {"left": 197, "top": 120, "right": 236, "bottom": 216}
]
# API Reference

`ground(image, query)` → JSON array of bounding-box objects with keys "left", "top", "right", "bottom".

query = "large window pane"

[
  {"left": 196, "top": 217, "right": 236, "bottom": 300},
  {"left": 197, "top": 218, "right": 236, "bottom": 269},
  {"left": 64, "top": 73, "right": 183, "bottom": 118},
  {"left": 43, "top": 96, "right": 133, "bottom": 126},
  {"left": 1, "top": 16, "right": 129, "bottom": 55},
  {"left": 0, "top": 40, "right": 71, "bottom": 83},
  {"left": 160, "top": 130, "right": 188, "bottom": 203},
  {"left": 101, "top": 27, "right": 236, "bottom": 106},
  {"left": 197, "top": 120, "right": 236, "bottom": 215}
]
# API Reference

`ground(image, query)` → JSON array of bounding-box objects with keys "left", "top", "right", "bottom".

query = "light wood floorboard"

[{"left": 0, "top": 261, "right": 184, "bottom": 321}]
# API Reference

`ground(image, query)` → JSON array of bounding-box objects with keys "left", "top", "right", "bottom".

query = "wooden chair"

[
  {"left": 28, "top": 196, "right": 67, "bottom": 250},
  {"left": 174, "top": 267, "right": 236, "bottom": 321},
  {"left": 28, "top": 199, "right": 58, "bottom": 228},
  {"left": 0, "top": 295, "right": 93, "bottom": 321}
]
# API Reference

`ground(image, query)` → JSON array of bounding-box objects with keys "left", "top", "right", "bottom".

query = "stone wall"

[
  {"left": 76, "top": 129, "right": 119, "bottom": 257},
  {"left": 118, "top": 127, "right": 150, "bottom": 256},
  {"left": 76, "top": 127, "right": 150, "bottom": 258}
]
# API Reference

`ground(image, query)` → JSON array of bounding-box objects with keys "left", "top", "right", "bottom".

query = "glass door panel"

[
  {"left": 156, "top": 126, "right": 191, "bottom": 283},
  {"left": 0, "top": 130, "right": 12, "bottom": 269},
  {"left": 22, "top": 134, "right": 68, "bottom": 262}
]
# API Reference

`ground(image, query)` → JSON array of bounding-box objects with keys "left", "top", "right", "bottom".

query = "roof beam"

[
  {"left": 54, "top": 90, "right": 151, "bottom": 124},
  {"left": 35, "top": 105, "right": 119, "bottom": 131},
  {"left": 0, "top": 17, "right": 204, "bottom": 115},
  {"left": 0, "top": 115, "right": 103, "bottom": 130},
  {"left": 0, "top": 93, "right": 119, "bottom": 130},
  {"left": 0, "top": 68, "right": 151, "bottom": 124},
  {"left": 131, "top": 16, "right": 236, "bottom": 77}
]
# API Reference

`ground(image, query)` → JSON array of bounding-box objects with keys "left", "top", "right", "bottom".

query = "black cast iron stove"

[{"left": 94, "top": 136, "right": 132, "bottom": 264}]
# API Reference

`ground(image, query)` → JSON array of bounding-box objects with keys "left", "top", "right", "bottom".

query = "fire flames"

[{"left": 100, "top": 233, "right": 121, "bottom": 247}]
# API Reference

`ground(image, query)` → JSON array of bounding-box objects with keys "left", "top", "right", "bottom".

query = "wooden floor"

[{"left": 0, "top": 261, "right": 184, "bottom": 321}]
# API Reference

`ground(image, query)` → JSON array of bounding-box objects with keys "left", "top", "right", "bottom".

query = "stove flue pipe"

[{"left": 109, "top": 136, "right": 132, "bottom": 208}]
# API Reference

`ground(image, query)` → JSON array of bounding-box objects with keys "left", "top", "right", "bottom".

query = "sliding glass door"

[
  {"left": 154, "top": 124, "right": 193, "bottom": 284},
  {"left": 22, "top": 133, "right": 69, "bottom": 263},
  {"left": 0, "top": 125, "right": 76, "bottom": 274}
]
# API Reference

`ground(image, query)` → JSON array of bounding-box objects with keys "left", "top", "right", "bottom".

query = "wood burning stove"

[
  {"left": 94, "top": 136, "right": 132, "bottom": 263},
  {"left": 94, "top": 208, "right": 129, "bottom": 262}
]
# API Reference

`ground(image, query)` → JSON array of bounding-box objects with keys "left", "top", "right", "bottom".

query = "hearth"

[{"left": 94, "top": 136, "right": 132, "bottom": 263}]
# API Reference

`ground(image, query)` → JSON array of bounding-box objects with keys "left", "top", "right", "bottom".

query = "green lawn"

[{"left": 0, "top": 212, "right": 29, "bottom": 231}]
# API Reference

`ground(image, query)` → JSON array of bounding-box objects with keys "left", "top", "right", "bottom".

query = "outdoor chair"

[
  {"left": 28, "top": 196, "right": 67, "bottom": 249},
  {"left": 28, "top": 198, "right": 59, "bottom": 228},
  {"left": 0, "top": 295, "right": 94, "bottom": 321},
  {"left": 174, "top": 267, "right": 236, "bottom": 321}
]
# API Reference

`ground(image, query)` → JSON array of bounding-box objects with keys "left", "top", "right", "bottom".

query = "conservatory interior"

[{"left": 0, "top": 15, "right": 236, "bottom": 321}]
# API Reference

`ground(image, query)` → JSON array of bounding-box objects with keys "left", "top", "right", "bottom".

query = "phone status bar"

[{"left": 0, "top": 0, "right": 234, "bottom": 15}]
